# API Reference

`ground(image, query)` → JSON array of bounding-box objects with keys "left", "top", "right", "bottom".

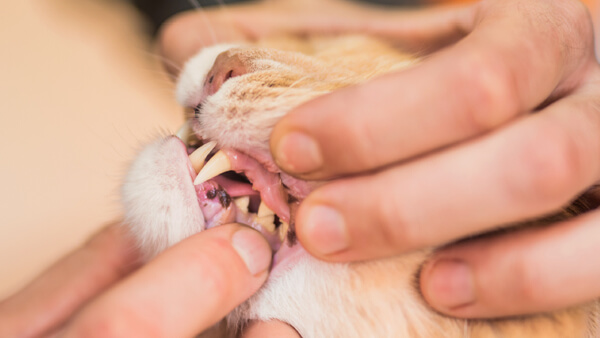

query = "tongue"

[{"left": 212, "top": 175, "right": 257, "bottom": 198}]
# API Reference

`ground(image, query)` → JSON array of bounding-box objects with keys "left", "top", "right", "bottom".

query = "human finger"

[
  {"left": 271, "top": 0, "right": 595, "bottom": 179},
  {"left": 420, "top": 208, "right": 600, "bottom": 318},
  {"left": 158, "top": 1, "right": 476, "bottom": 77},
  {"left": 62, "top": 224, "right": 272, "bottom": 337},
  {"left": 294, "top": 88, "right": 600, "bottom": 262},
  {"left": 0, "top": 223, "right": 140, "bottom": 338},
  {"left": 158, "top": 8, "right": 249, "bottom": 76}
]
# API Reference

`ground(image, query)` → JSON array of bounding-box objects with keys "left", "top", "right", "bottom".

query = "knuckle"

[
  {"left": 192, "top": 241, "right": 234, "bottom": 296},
  {"left": 511, "top": 254, "right": 547, "bottom": 305},
  {"left": 72, "top": 319, "right": 119, "bottom": 338},
  {"left": 71, "top": 310, "right": 155, "bottom": 338},
  {"left": 506, "top": 123, "right": 582, "bottom": 205},
  {"left": 376, "top": 189, "right": 422, "bottom": 251},
  {"left": 458, "top": 51, "right": 520, "bottom": 132},
  {"left": 353, "top": 120, "right": 384, "bottom": 168},
  {"left": 346, "top": 87, "right": 386, "bottom": 169}
]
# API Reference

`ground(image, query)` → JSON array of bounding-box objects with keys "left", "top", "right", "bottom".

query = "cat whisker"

[
  {"left": 215, "top": 0, "right": 233, "bottom": 22},
  {"left": 269, "top": 74, "right": 316, "bottom": 102},
  {"left": 133, "top": 49, "right": 184, "bottom": 75},
  {"left": 187, "top": 0, "right": 218, "bottom": 46},
  {"left": 287, "top": 74, "right": 313, "bottom": 89}
]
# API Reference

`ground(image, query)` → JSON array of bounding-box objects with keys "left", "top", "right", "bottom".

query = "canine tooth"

[
  {"left": 234, "top": 196, "right": 250, "bottom": 212},
  {"left": 194, "top": 150, "right": 231, "bottom": 185},
  {"left": 279, "top": 221, "right": 289, "bottom": 242},
  {"left": 175, "top": 121, "right": 192, "bottom": 141},
  {"left": 188, "top": 141, "right": 217, "bottom": 173},
  {"left": 257, "top": 215, "right": 276, "bottom": 233},
  {"left": 257, "top": 201, "right": 274, "bottom": 217}
]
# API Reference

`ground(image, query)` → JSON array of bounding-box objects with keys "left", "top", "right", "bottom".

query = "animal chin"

[{"left": 177, "top": 121, "right": 309, "bottom": 270}]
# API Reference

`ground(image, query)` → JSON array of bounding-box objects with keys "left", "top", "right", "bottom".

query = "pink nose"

[{"left": 204, "top": 52, "right": 248, "bottom": 96}]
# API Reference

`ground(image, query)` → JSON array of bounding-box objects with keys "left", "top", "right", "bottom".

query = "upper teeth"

[
  {"left": 194, "top": 150, "right": 232, "bottom": 185},
  {"left": 188, "top": 141, "right": 217, "bottom": 173},
  {"left": 184, "top": 134, "right": 290, "bottom": 242}
]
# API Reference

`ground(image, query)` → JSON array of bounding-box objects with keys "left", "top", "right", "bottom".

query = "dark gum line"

[{"left": 206, "top": 184, "right": 293, "bottom": 244}]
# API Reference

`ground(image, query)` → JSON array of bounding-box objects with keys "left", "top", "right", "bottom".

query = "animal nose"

[{"left": 204, "top": 52, "right": 248, "bottom": 96}]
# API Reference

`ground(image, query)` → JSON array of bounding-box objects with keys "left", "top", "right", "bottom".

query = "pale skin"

[
  {"left": 3, "top": 0, "right": 600, "bottom": 336},
  {"left": 0, "top": 223, "right": 299, "bottom": 337},
  {"left": 161, "top": 0, "right": 600, "bottom": 319}
]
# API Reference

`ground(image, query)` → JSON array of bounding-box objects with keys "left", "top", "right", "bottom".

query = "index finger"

[
  {"left": 158, "top": 1, "right": 475, "bottom": 77},
  {"left": 271, "top": 0, "right": 595, "bottom": 179}
]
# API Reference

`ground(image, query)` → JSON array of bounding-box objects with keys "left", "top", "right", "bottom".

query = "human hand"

[
  {"left": 267, "top": 0, "right": 600, "bottom": 319},
  {"left": 0, "top": 222, "right": 301, "bottom": 337},
  {"left": 159, "top": 0, "right": 473, "bottom": 75},
  {"left": 156, "top": 0, "right": 600, "bottom": 321}
]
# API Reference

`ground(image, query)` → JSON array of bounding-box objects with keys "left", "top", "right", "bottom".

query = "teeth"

[
  {"left": 194, "top": 150, "right": 231, "bottom": 185},
  {"left": 233, "top": 196, "right": 250, "bottom": 212},
  {"left": 176, "top": 121, "right": 202, "bottom": 148},
  {"left": 257, "top": 201, "right": 274, "bottom": 217},
  {"left": 175, "top": 121, "right": 192, "bottom": 141},
  {"left": 257, "top": 215, "right": 276, "bottom": 233},
  {"left": 279, "top": 221, "right": 289, "bottom": 242},
  {"left": 188, "top": 141, "right": 217, "bottom": 173}
]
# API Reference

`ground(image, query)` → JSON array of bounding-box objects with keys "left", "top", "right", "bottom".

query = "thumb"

[{"left": 63, "top": 224, "right": 272, "bottom": 337}]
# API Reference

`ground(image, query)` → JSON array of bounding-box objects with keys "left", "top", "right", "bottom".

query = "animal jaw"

[{"left": 122, "top": 35, "right": 599, "bottom": 337}]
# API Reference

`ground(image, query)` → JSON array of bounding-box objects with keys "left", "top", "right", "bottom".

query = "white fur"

[
  {"left": 122, "top": 136, "right": 204, "bottom": 259},
  {"left": 228, "top": 251, "right": 463, "bottom": 337},
  {"left": 176, "top": 43, "right": 242, "bottom": 107}
]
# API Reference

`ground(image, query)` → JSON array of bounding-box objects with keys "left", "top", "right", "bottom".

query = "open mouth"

[{"left": 177, "top": 122, "right": 300, "bottom": 254}]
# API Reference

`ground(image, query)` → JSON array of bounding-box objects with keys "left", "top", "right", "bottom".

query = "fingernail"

[
  {"left": 423, "top": 259, "right": 475, "bottom": 309},
  {"left": 231, "top": 228, "right": 272, "bottom": 275},
  {"left": 303, "top": 205, "right": 349, "bottom": 255},
  {"left": 275, "top": 132, "right": 323, "bottom": 173}
]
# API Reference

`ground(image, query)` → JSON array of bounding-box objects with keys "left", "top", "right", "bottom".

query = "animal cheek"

[{"left": 205, "top": 52, "right": 249, "bottom": 96}]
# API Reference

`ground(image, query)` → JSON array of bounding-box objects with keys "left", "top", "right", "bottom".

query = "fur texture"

[{"left": 122, "top": 35, "right": 599, "bottom": 337}]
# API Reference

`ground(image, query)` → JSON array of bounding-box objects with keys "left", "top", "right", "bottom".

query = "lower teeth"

[
  {"left": 278, "top": 221, "right": 289, "bottom": 242},
  {"left": 179, "top": 125, "right": 290, "bottom": 243},
  {"left": 234, "top": 196, "right": 250, "bottom": 211}
]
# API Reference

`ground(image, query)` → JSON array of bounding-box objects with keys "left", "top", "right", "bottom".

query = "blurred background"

[
  {"left": 0, "top": 0, "right": 598, "bottom": 299},
  {"left": 0, "top": 0, "right": 183, "bottom": 298}
]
